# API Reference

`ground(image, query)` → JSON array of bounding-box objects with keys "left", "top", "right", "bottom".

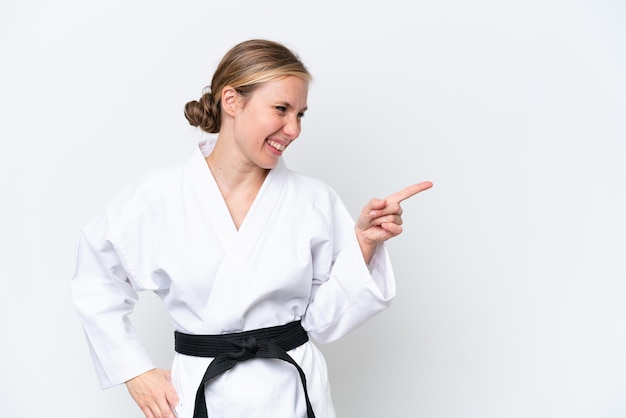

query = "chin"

[
  {"left": 258, "top": 157, "right": 280, "bottom": 170},
  {"left": 262, "top": 162, "right": 278, "bottom": 170}
]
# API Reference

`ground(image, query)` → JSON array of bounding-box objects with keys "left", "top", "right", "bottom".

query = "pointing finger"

[{"left": 385, "top": 181, "right": 433, "bottom": 203}]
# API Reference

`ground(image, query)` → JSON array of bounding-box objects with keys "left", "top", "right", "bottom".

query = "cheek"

[{"left": 237, "top": 111, "right": 279, "bottom": 143}]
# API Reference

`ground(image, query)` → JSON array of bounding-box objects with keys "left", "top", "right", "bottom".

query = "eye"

[
  {"left": 297, "top": 112, "right": 305, "bottom": 119},
  {"left": 275, "top": 106, "right": 287, "bottom": 112}
]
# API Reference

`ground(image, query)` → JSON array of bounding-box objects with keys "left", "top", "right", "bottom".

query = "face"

[{"left": 230, "top": 75, "right": 309, "bottom": 170}]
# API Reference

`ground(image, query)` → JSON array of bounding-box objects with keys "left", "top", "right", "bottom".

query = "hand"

[
  {"left": 356, "top": 181, "right": 433, "bottom": 263},
  {"left": 126, "top": 368, "right": 179, "bottom": 418}
]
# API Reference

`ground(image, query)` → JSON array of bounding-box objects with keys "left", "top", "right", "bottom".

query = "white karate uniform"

[{"left": 71, "top": 141, "right": 396, "bottom": 418}]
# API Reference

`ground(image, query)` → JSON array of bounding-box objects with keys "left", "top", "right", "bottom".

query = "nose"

[{"left": 283, "top": 114, "right": 301, "bottom": 140}]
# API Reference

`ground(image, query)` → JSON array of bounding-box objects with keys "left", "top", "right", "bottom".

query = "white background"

[{"left": 2, "top": 1, "right": 625, "bottom": 417}]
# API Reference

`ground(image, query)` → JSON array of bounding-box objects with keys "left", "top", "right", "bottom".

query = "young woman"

[{"left": 71, "top": 39, "right": 432, "bottom": 418}]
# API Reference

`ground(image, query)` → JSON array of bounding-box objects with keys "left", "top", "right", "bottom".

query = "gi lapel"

[
  {"left": 188, "top": 142, "right": 289, "bottom": 331},
  {"left": 187, "top": 144, "right": 238, "bottom": 253}
]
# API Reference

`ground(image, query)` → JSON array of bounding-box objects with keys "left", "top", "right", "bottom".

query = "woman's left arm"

[{"left": 302, "top": 181, "right": 432, "bottom": 343}]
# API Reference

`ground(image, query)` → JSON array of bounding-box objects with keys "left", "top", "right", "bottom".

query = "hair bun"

[{"left": 184, "top": 90, "right": 220, "bottom": 133}]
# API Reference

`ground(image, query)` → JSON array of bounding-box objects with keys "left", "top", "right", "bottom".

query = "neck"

[{"left": 205, "top": 137, "right": 269, "bottom": 195}]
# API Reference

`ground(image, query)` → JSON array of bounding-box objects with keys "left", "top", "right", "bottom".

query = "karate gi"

[{"left": 71, "top": 140, "right": 396, "bottom": 418}]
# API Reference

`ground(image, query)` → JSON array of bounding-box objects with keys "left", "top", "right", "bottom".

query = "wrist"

[{"left": 355, "top": 227, "right": 377, "bottom": 265}]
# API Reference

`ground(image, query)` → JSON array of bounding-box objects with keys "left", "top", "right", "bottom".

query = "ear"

[{"left": 221, "top": 86, "right": 240, "bottom": 118}]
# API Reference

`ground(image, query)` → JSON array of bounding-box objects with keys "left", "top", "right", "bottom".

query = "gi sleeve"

[
  {"left": 71, "top": 210, "right": 156, "bottom": 389},
  {"left": 302, "top": 189, "right": 396, "bottom": 344}
]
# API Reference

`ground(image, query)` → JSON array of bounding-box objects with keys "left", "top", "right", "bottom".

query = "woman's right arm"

[{"left": 71, "top": 212, "right": 178, "bottom": 416}]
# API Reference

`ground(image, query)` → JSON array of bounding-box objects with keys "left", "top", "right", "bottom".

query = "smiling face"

[{"left": 228, "top": 76, "right": 309, "bottom": 170}]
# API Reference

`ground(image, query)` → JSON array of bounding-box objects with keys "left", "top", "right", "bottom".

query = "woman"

[{"left": 71, "top": 39, "right": 432, "bottom": 418}]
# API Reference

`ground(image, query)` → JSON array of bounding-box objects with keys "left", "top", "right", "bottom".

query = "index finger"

[{"left": 385, "top": 181, "right": 433, "bottom": 203}]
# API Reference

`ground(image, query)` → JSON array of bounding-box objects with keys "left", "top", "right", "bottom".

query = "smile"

[{"left": 266, "top": 139, "right": 286, "bottom": 151}]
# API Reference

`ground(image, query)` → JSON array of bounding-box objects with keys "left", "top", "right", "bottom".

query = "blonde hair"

[{"left": 184, "top": 39, "right": 311, "bottom": 133}]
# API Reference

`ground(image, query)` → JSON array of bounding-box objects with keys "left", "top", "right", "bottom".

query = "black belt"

[{"left": 174, "top": 321, "right": 315, "bottom": 418}]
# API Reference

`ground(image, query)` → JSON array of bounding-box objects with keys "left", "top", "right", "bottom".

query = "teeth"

[{"left": 266, "top": 139, "right": 286, "bottom": 151}]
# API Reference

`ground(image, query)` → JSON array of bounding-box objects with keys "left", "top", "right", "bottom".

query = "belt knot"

[{"left": 231, "top": 336, "right": 259, "bottom": 360}]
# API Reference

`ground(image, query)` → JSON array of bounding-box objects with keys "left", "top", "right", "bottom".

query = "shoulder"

[
  {"left": 84, "top": 161, "right": 187, "bottom": 236},
  {"left": 129, "top": 163, "right": 186, "bottom": 201},
  {"left": 286, "top": 169, "right": 339, "bottom": 199},
  {"left": 282, "top": 168, "right": 356, "bottom": 243},
  {"left": 283, "top": 168, "right": 346, "bottom": 214}
]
